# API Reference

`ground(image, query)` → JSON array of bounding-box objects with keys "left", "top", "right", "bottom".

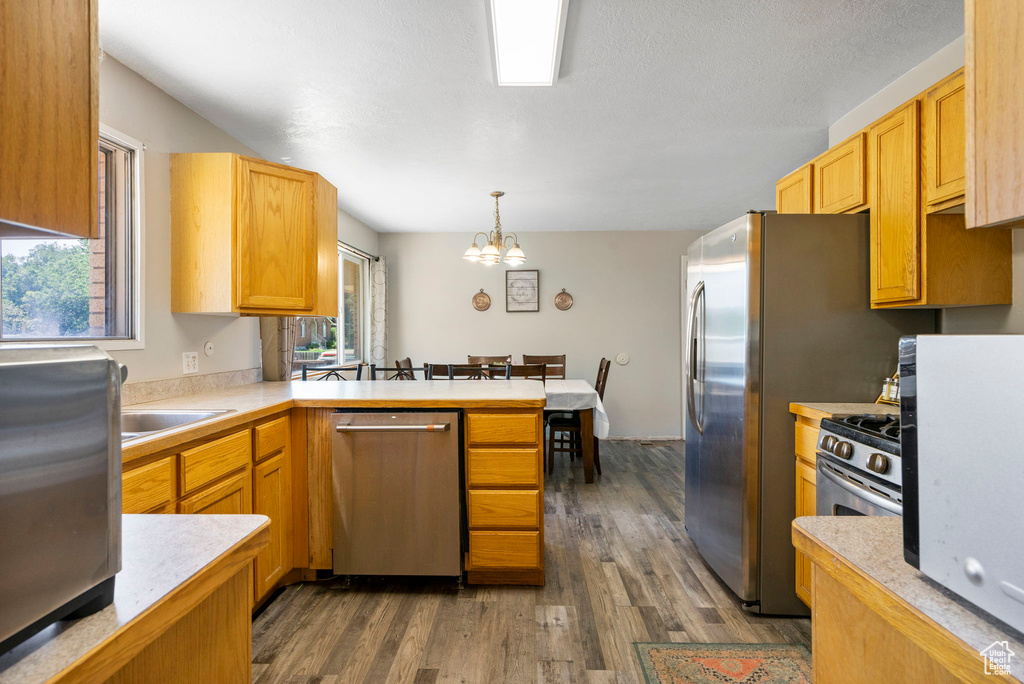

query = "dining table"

[{"left": 543, "top": 379, "right": 610, "bottom": 483}]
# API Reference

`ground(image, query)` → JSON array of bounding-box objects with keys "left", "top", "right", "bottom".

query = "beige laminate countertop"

[
  {"left": 122, "top": 380, "right": 546, "bottom": 463},
  {"left": 789, "top": 401, "right": 897, "bottom": 421},
  {"left": 0, "top": 515, "right": 269, "bottom": 684},
  {"left": 793, "top": 516, "right": 1023, "bottom": 682}
]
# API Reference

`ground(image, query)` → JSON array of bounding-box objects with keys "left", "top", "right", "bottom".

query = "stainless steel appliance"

[
  {"left": 331, "top": 411, "right": 462, "bottom": 576},
  {"left": 683, "top": 212, "right": 934, "bottom": 615},
  {"left": 900, "top": 334, "right": 1024, "bottom": 634},
  {"left": 0, "top": 345, "right": 122, "bottom": 654},
  {"left": 816, "top": 414, "right": 902, "bottom": 517}
]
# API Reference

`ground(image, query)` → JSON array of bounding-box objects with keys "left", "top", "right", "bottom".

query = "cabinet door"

[
  {"left": 235, "top": 159, "right": 316, "bottom": 311},
  {"left": 253, "top": 451, "right": 291, "bottom": 601},
  {"left": 965, "top": 0, "right": 1024, "bottom": 229},
  {"left": 794, "top": 458, "right": 816, "bottom": 608},
  {"left": 776, "top": 164, "right": 813, "bottom": 214},
  {"left": 924, "top": 70, "right": 965, "bottom": 209},
  {"left": 869, "top": 102, "right": 921, "bottom": 305},
  {"left": 0, "top": 0, "right": 97, "bottom": 238},
  {"left": 179, "top": 469, "right": 252, "bottom": 515},
  {"left": 814, "top": 133, "right": 867, "bottom": 214}
]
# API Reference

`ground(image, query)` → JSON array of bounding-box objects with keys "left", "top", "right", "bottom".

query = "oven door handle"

[{"left": 817, "top": 460, "right": 903, "bottom": 515}]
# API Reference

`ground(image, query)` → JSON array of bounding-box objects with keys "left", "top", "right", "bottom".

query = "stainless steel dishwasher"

[{"left": 331, "top": 411, "right": 462, "bottom": 576}]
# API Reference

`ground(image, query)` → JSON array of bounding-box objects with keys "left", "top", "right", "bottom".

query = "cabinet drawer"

[
  {"left": 123, "top": 457, "right": 175, "bottom": 514},
  {"left": 254, "top": 415, "right": 289, "bottom": 462},
  {"left": 795, "top": 422, "right": 821, "bottom": 463},
  {"left": 467, "top": 413, "right": 539, "bottom": 445},
  {"left": 180, "top": 429, "right": 252, "bottom": 494},
  {"left": 468, "top": 490, "right": 540, "bottom": 529},
  {"left": 467, "top": 448, "right": 540, "bottom": 487},
  {"left": 468, "top": 531, "right": 541, "bottom": 569}
]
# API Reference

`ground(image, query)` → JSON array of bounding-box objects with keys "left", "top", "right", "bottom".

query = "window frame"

[
  {"left": 0, "top": 124, "right": 145, "bottom": 349},
  {"left": 338, "top": 244, "right": 370, "bottom": 364}
]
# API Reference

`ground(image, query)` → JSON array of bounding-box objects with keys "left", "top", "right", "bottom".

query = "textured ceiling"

[{"left": 98, "top": 0, "right": 963, "bottom": 233}]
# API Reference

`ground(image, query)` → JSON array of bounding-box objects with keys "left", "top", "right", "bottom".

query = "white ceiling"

[{"left": 99, "top": 0, "right": 963, "bottom": 234}]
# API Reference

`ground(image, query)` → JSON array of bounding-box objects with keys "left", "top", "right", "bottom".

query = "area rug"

[{"left": 634, "top": 642, "right": 812, "bottom": 684}]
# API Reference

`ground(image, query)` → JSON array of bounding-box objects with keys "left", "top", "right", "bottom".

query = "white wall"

[
  {"left": 339, "top": 211, "right": 380, "bottom": 255},
  {"left": 378, "top": 230, "right": 705, "bottom": 438},
  {"left": 829, "top": 36, "right": 965, "bottom": 146},
  {"left": 99, "top": 55, "right": 262, "bottom": 382}
]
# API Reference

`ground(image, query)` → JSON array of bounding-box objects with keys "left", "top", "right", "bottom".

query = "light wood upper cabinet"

[
  {"left": 775, "top": 164, "right": 813, "bottom": 214},
  {"left": 965, "top": 0, "right": 1024, "bottom": 229},
  {"left": 814, "top": 132, "right": 867, "bottom": 214},
  {"left": 0, "top": 0, "right": 98, "bottom": 238},
  {"left": 923, "top": 69, "right": 966, "bottom": 211},
  {"left": 171, "top": 153, "right": 338, "bottom": 316},
  {"left": 869, "top": 101, "right": 921, "bottom": 305}
]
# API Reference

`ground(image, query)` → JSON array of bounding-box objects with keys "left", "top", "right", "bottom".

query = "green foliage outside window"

[{"left": 1, "top": 241, "right": 91, "bottom": 337}]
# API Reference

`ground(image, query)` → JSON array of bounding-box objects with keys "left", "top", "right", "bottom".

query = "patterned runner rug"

[{"left": 634, "top": 642, "right": 812, "bottom": 683}]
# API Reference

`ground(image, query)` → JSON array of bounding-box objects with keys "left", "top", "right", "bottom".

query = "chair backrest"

[
  {"left": 301, "top": 363, "right": 363, "bottom": 381},
  {"left": 523, "top": 354, "right": 566, "bottom": 379},
  {"left": 509, "top": 364, "right": 546, "bottom": 381},
  {"left": 368, "top": 364, "right": 420, "bottom": 380},
  {"left": 396, "top": 357, "right": 414, "bottom": 370},
  {"left": 468, "top": 355, "right": 511, "bottom": 365},
  {"left": 595, "top": 357, "right": 611, "bottom": 400}
]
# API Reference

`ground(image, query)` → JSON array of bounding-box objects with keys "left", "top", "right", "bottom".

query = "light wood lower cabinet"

[
  {"left": 794, "top": 458, "right": 816, "bottom": 607},
  {"left": 122, "top": 413, "right": 300, "bottom": 609},
  {"left": 464, "top": 410, "right": 545, "bottom": 584},
  {"left": 252, "top": 415, "right": 293, "bottom": 602}
]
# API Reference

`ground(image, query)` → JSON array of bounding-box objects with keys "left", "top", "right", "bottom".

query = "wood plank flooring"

[{"left": 251, "top": 440, "right": 811, "bottom": 683}]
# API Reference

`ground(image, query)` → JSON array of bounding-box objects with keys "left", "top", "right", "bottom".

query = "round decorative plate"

[
  {"left": 472, "top": 289, "right": 491, "bottom": 311},
  {"left": 554, "top": 289, "right": 574, "bottom": 311}
]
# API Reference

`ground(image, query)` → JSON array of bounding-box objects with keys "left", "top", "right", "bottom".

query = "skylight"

[{"left": 490, "top": 0, "right": 569, "bottom": 86}]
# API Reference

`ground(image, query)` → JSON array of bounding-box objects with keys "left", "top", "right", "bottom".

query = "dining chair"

[
  {"left": 523, "top": 354, "right": 566, "bottom": 380},
  {"left": 426, "top": 363, "right": 511, "bottom": 379},
  {"left": 508, "top": 364, "right": 546, "bottom": 381},
  {"left": 300, "top": 363, "right": 364, "bottom": 381},
  {"left": 367, "top": 363, "right": 421, "bottom": 380},
  {"left": 468, "top": 355, "right": 511, "bottom": 365},
  {"left": 547, "top": 358, "right": 611, "bottom": 475}
]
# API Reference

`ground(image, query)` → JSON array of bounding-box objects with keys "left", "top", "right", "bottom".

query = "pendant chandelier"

[{"left": 463, "top": 191, "right": 526, "bottom": 266}]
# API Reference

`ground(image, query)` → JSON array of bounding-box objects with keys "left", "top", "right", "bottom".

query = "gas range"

[{"left": 816, "top": 413, "right": 903, "bottom": 517}]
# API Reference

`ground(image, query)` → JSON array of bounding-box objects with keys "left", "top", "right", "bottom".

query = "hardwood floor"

[{"left": 251, "top": 440, "right": 811, "bottom": 683}]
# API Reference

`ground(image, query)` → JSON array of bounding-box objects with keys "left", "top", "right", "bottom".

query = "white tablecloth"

[{"left": 544, "top": 379, "right": 610, "bottom": 439}]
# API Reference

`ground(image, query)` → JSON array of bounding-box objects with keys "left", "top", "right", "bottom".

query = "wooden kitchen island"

[
  {"left": 119, "top": 380, "right": 549, "bottom": 592},
  {"left": 793, "top": 516, "right": 1023, "bottom": 683},
  {"left": 0, "top": 515, "right": 269, "bottom": 684}
]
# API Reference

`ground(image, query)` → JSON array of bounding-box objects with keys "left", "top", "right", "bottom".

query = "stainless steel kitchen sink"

[{"left": 120, "top": 409, "right": 235, "bottom": 442}]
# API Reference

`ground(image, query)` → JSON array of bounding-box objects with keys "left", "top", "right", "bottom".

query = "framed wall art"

[{"left": 506, "top": 269, "right": 539, "bottom": 312}]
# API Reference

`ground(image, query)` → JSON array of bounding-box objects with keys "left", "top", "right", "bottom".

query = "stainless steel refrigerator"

[{"left": 683, "top": 211, "right": 934, "bottom": 616}]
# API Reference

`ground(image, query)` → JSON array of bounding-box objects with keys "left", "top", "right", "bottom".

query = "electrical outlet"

[{"left": 182, "top": 352, "right": 199, "bottom": 374}]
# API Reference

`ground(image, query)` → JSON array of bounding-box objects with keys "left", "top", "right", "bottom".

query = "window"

[
  {"left": 340, "top": 248, "right": 370, "bottom": 363},
  {"left": 0, "top": 128, "right": 142, "bottom": 346},
  {"left": 291, "top": 245, "right": 369, "bottom": 373}
]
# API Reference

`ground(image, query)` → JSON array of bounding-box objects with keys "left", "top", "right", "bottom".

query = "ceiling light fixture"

[
  {"left": 463, "top": 191, "right": 526, "bottom": 266},
  {"left": 489, "top": 0, "right": 570, "bottom": 87}
]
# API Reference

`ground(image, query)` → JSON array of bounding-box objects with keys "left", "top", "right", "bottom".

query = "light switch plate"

[{"left": 182, "top": 352, "right": 199, "bottom": 374}]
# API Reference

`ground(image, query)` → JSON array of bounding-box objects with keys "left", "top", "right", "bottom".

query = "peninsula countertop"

[
  {"left": 0, "top": 514, "right": 269, "bottom": 684},
  {"left": 793, "top": 516, "right": 1024, "bottom": 682},
  {"left": 122, "top": 380, "right": 547, "bottom": 463}
]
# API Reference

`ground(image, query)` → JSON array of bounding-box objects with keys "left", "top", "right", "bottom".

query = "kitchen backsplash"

[{"left": 122, "top": 367, "right": 262, "bottom": 406}]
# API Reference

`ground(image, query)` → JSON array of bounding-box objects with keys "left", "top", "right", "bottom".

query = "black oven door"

[{"left": 816, "top": 458, "right": 902, "bottom": 517}]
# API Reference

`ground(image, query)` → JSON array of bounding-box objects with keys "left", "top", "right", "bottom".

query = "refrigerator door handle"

[{"left": 685, "top": 280, "right": 705, "bottom": 435}]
